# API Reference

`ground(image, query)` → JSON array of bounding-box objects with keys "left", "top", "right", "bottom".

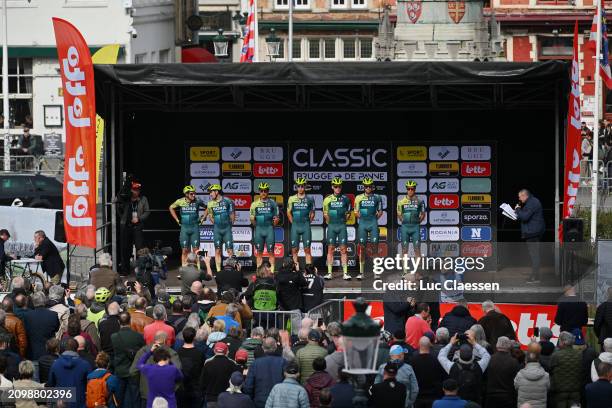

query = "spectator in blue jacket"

[
  {"left": 265, "top": 361, "right": 310, "bottom": 408},
  {"left": 47, "top": 337, "right": 92, "bottom": 408},
  {"left": 244, "top": 337, "right": 287, "bottom": 408},
  {"left": 515, "top": 189, "right": 545, "bottom": 284},
  {"left": 433, "top": 379, "right": 468, "bottom": 408},
  {"left": 86, "top": 351, "right": 120, "bottom": 408},
  {"left": 585, "top": 361, "right": 612, "bottom": 408}
]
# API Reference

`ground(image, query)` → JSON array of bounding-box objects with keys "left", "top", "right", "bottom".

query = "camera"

[
  {"left": 129, "top": 28, "right": 138, "bottom": 38},
  {"left": 457, "top": 333, "right": 469, "bottom": 344}
]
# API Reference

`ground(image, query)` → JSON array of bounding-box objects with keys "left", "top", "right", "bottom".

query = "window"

[
  {"left": 343, "top": 39, "right": 356, "bottom": 59},
  {"left": 0, "top": 58, "right": 33, "bottom": 129},
  {"left": 292, "top": 39, "right": 302, "bottom": 60},
  {"left": 538, "top": 36, "right": 572, "bottom": 60},
  {"left": 0, "top": 177, "right": 29, "bottom": 194},
  {"left": 135, "top": 53, "right": 147, "bottom": 63},
  {"left": 360, "top": 38, "right": 373, "bottom": 59},
  {"left": 295, "top": 0, "right": 310, "bottom": 8},
  {"left": 331, "top": 0, "right": 347, "bottom": 8},
  {"left": 278, "top": 40, "right": 285, "bottom": 59},
  {"left": 275, "top": 0, "right": 288, "bottom": 9},
  {"left": 309, "top": 39, "right": 321, "bottom": 60},
  {"left": 352, "top": 0, "right": 367, "bottom": 7},
  {"left": 159, "top": 49, "right": 170, "bottom": 63},
  {"left": 324, "top": 39, "right": 336, "bottom": 59}
]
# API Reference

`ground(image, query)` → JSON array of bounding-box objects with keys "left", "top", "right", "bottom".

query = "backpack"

[
  {"left": 171, "top": 316, "right": 187, "bottom": 333},
  {"left": 452, "top": 362, "right": 481, "bottom": 401},
  {"left": 86, "top": 371, "right": 111, "bottom": 408}
]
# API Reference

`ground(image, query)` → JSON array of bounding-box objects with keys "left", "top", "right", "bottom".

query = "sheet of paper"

[{"left": 500, "top": 203, "right": 517, "bottom": 220}]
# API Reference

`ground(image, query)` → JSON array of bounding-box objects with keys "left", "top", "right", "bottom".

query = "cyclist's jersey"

[
  {"left": 207, "top": 197, "right": 234, "bottom": 228},
  {"left": 354, "top": 193, "right": 382, "bottom": 221},
  {"left": 397, "top": 196, "right": 425, "bottom": 225},
  {"left": 287, "top": 194, "right": 315, "bottom": 224},
  {"left": 323, "top": 194, "right": 351, "bottom": 224},
  {"left": 250, "top": 198, "right": 279, "bottom": 227},
  {"left": 170, "top": 197, "right": 205, "bottom": 226}
]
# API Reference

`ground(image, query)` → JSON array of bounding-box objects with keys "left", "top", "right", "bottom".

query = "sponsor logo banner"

[
  {"left": 461, "top": 162, "right": 491, "bottom": 177},
  {"left": 429, "top": 146, "right": 459, "bottom": 161},
  {"left": 254, "top": 163, "right": 284, "bottom": 178},
  {"left": 429, "top": 226, "right": 460, "bottom": 241},
  {"left": 254, "top": 146, "right": 284, "bottom": 161},
  {"left": 222, "top": 179, "right": 252, "bottom": 194},
  {"left": 232, "top": 227, "right": 252, "bottom": 242},
  {"left": 461, "top": 178, "right": 491, "bottom": 193},
  {"left": 200, "top": 227, "right": 214, "bottom": 242},
  {"left": 222, "top": 146, "right": 252, "bottom": 161},
  {"left": 225, "top": 242, "right": 253, "bottom": 257},
  {"left": 222, "top": 162, "right": 252, "bottom": 177},
  {"left": 234, "top": 211, "right": 251, "bottom": 225},
  {"left": 226, "top": 194, "right": 252, "bottom": 210},
  {"left": 312, "top": 194, "right": 324, "bottom": 209},
  {"left": 380, "top": 195, "right": 388, "bottom": 210},
  {"left": 396, "top": 243, "right": 428, "bottom": 257},
  {"left": 461, "top": 146, "right": 491, "bottom": 161},
  {"left": 191, "top": 163, "right": 220, "bottom": 178},
  {"left": 274, "top": 227, "right": 284, "bottom": 242},
  {"left": 191, "top": 178, "right": 221, "bottom": 194},
  {"left": 406, "top": 0, "right": 423, "bottom": 23},
  {"left": 380, "top": 227, "right": 388, "bottom": 241},
  {"left": 292, "top": 147, "right": 388, "bottom": 168},
  {"left": 429, "top": 194, "right": 460, "bottom": 209},
  {"left": 429, "top": 242, "right": 460, "bottom": 257},
  {"left": 429, "top": 162, "right": 459, "bottom": 177},
  {"left": 333, "top": 243, "right": 356, "bottom": 258},
  {"left": 461, "top": 226, "right": 492, "bottom": 241},
  {"left": 461, "top": 210, "right": 491, "bottom": 225},
  {"left": 366, "top": 243, "right": 388, "bottom": 257},
  {"left": 397, "top": 162, "right": 427, "bottom": 177},
  {"left": 312, "top": 210, "right": 324, "bottom": 225},
  {"left": 429, "top": 210, "right": 460, "bottom": 225},
  {"left": 298, "top": 242, "right": 324, "bottom": 257},
  {"left": 398, "top": 178, "right": 427, "bottom": 193},
  {"left": 253, "top": 179, "right": 283, "bottom": 194},
  {"left": 260, "top": 243, "right": 285, "bottom": 257},
  {"left": 461, "top": 242, "right": 493, "bottom": 257},
  {"left": 397, "top": 146, "right": 427, "bottom": 161},
  {"left": 461, "top": 194, "right": 492, "bottom": 209},
  {"left": 293, "top": 171, "right": 388, "bottom": 182},
  {"left": 263, "top": 194, "right": 284, "bottom": 206},
  {"left": 312, "top": 226, "right": 324, "bottom": 241},
  {"left": 429, "top": 178, "right": 460, "bottom": 193},
  {"left": 347, "top": 226, "right": 356, "bottom": 242},
  {"left": 190, "top": 146, "right": 220, "bottom": 161},
  {"left": 377, "top": 211, "right": 388, "bottom": 226}
]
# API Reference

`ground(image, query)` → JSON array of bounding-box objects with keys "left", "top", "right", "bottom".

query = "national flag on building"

[
  {"left": 589, "top": 0, "right": 612, "bottom": 88},
  {"left": 240, "top": 0, "right": 256, "bottom": 63}
]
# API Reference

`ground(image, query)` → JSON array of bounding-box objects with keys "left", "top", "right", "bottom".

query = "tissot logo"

[
  {"left": 461, "top": 162, "right": 491, "bottom": 177},
  {"left": 222, "top": 179, "right": 252, "bottom": 193},
  {"left": 226, "top": 194, "right": 252, "bottom": 210},
  {"left": 429, "top": 194, "right": 460, "bottom": 209},
  {"left": 254, "top": 163, "right": 283, "bottom": 177},
  {"left": 292, "top": 148, "right": 388, "bottom": 168}
]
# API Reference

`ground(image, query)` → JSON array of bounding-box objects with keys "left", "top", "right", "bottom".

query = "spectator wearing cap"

[
  {"left": 432, "top": 379, "right": 467, "bottom": 408},
  {"left": 478, "top": 301, "right": 516, "bottom": 348},
  {"left": 218, "top": 371, "right": 255, "bottom": 408},
  {"left": 305, "top": 357, "right": 335, "bottom": 408},
  {"left": 296, "top": 329, "right": 328, "bottom": 384},
  {"left": 89, "top": 253, "right": 122, "bottom": 298},
  {"left": 144, "top": 304, "right": 175, "bottom": 346},
  {"left": 235, "top": 348, "right": 250, "bottom": 375},
  {"left": 585, "top": 361, "right": 612, "bottom": 408},
  {"left": 116, "top": 180, "right": 149, "bottom": 275},
  {"left": 514, "top": 350, "right": 550, "bottom": 408},
  {"left": 375, "top": 344, "right": 419, "bottom": 407},
  {"left": 200, "top": 340, "right": 240, "bottom": 408},
  {"left": 405, "top": 303, "right": 432, "bottom": 350},
  {"left": 177, "top": 326, "right": 205, "bottom": 408},
  {"left": 554, "top": 285, "right": 588, "bottom": 335},
  {"left": 369, "top": 362, "right": 408, "bottom": 408},
  {"left": 437, "top": 332, "right": 491, "bottom": 405},
  {"left": 216, "top": 256, "right": 250, "bottom": 294},
  {"left": 391, "top": 330, "right": 415, "bottom": 363},
  {"left": 439, "top": 301, "right": 477, "bottom": 338},
  {"left": 411, "top": 336, "right": 445, "bottom": 408},
  {"left": 537, "top": 327, "right": 555, "bottom": 372},
  {"left": 550, "top": 331, "right": 583, "bottom": 408},
  {"left": 594, "top": 287, "right": 612, "bottom": 346},
  {"left": 265, "top": 361, "right": 310, "bottom": 408},
  {"left": 244, "top": 337, "right": 288, "bottom": 408},
  {"left": 180, "top": 253, "right": 213, "bottom": 295},
  {"left": 136, "top": 342, "right": 183, "bottom": 408},
  {"left": 485, "top": 336, "right": 520, "bottom": 408}
]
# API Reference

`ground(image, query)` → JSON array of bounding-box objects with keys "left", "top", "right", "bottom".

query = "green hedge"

[{"left": 575, "top": 208, "right": 612, "bottom": 240}]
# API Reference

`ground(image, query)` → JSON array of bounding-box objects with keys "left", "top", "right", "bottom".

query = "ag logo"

[
  {"left": 222, "top": 179, "right": 252, "bottom": 194},
  {"left": 429, "top": 178, "right": 459, "bottom": 193}
]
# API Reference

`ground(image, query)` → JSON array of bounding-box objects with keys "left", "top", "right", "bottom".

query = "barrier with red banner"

[
  {"left": 52, "top": 18, "right": 97, "bottom": 248},
  {"left": 343, "top": 301, "right": 561, "bottom": 348}
]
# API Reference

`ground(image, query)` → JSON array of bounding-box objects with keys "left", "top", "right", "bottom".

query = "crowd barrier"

[
  {"left": 307, "top": 299, "right": 345, "bottom": 326},
  {"left": 251, "top": 310, "right": 303, "bottom": 335}
]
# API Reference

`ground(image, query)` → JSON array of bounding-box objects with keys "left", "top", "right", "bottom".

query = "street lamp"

[
  {"left": 341, "top": 297, "right": 380, "bottom": 408},
  {"left": 212, "top": 28, "right": 229, "bottom": 59},
  {"left": 265, "top": 28, "right": 281, "bottom": 60}
]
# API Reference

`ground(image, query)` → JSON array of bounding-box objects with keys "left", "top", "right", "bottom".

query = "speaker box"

[
  {"left": 54, "top": 211, "right": 67, "bottom": 243},
  {"left": 563, "top": 218, "right": 584, "bottom": 243}
]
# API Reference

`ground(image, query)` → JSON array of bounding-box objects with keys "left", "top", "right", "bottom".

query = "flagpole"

[
  {"left": 592, "top": 0, "right": 602, "bottom": 242},
  {"left": 254, "top": 0, "right": 259, "bottom": 62}
]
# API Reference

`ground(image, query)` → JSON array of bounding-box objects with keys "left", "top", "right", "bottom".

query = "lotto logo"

[
  {"left": 254, "top": 163, "right": 283, "bottom": 177},
  {"left": 461, "top": 162, "right": 491, "bottom": 177},
  {"left": 429, "top": 194, "right": 460, "bottom": 209},
  {"left": 226, "top": 194, "right": 252, "bottom": 209}
]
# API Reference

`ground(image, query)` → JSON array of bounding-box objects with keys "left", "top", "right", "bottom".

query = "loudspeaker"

[
  {"left": 54, "top": 211, "right": 67, "bottom": 243},
  {"left": 563, "top": 218, "right": 584, "bottom": 243}
]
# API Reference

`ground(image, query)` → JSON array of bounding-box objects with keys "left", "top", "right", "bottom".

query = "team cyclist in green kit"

[
  {"left": 287, "top": 178, "right": 315, "bottom": 267},
  {"left": 169, "top": 185, "right": 206, "bottom": 266},
  {"left": 397, "top": 180, "right": 426, "bottom": 264},
  {"left": 250, "top": 182, "right": 280, "bottom": 272},
  {"left": 354, "top": 177, "right": 383, "bottom": 279},
  {"left": 204, "top": 184, "right": 235, "bottom": 272},
  {"left": 323, "top": 177, "right": 352, "bottom": 281}
]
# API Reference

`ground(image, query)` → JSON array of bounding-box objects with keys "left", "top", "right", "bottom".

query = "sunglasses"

[{"left": 407, "top": 187, "right": 416, "bottom": 191}]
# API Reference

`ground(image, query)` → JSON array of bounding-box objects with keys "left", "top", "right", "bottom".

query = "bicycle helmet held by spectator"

[{"left": 94, "top": 287, "right": 110, "bottom": 303}]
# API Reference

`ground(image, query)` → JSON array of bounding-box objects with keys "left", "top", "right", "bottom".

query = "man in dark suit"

[
  {"left": 515, "top": 189, "right": 546, "bottom": 284},
  {"left": 0, "top": 229, "right": 13, "bottom": 276},
  {"left": 33, "top": 230, "right": 65, "bottom": 284}
]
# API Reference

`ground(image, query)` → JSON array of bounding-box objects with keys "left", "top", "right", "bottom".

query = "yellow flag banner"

[{"left": 92, "top": 45, "right": 120, "bottom": 203}]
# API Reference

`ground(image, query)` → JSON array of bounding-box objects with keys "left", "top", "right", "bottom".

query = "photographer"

[
  {"left": 215, "top": 256, "right": 249, "bottom": 295},
  {"left": 134, "top": 248, "right": 156, "bottom": 299},
  {"left": 115, "top": 178, "right": 150, "bottom": 275}
]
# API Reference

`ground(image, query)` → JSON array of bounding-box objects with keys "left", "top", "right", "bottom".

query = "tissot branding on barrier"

[
  {"left": 190, "top": 179, "right": 221, "bottom": 194},
  {"left": 429, "top": 227, "right": 460, "bottom": 241},
  {"left": 190, "top": 146, "right": 220, "bottom": 161},
  {"left": 461, "top": 178, "right": 492, "bottom": 193},
  {"left": 254, "top": 146, "right": 283, "bottom": 161},
  {"left": 429, "top": 146, "right": 459, "bottom": 161},
  {"left": 222, "top": 146, "right": 252, "bottom": 161},
  {"left": 429, "top": 210, "right": 460, "bottom": 225},
  {"left": 429, "top": 162, "right": 459, "bottom": 177},
  {"left": 461, "top": 162, "right": 491, "bottom": 177},
  {"left": 429, "top": 178, "right": 460, "bottom": 193},
  {"left": 292, "top": 148, "right": 388, "bottom": 168},
  {"left": 397, "top": 146, "right": 427, "bottom": 161},
  {"left": 397, "top": 162, "right": 428, "bottom": 177},
  {"left": 461, "top": 226, "right": 492, "bottom": 241},
  {"left": 222, "top": 179, "right": 252, "bottom": 194},
  {"left": 222, "top": 162, "right": 252, "bottom": 177},
  {"left": 461, "top": 210, "right": 491, "bottom": 225},
  {"left": 253, "top": 179, "right": 283, "bottom": 194},
  {"left": 461, "top": 146, "right": 491, "bottom": 161},
  {"left": 429, "top": 242, "right": 460, "bottom": 257},
  {"left": 429, "top": 194, "right": 460, "bottom": 209},
  {"left": 231, "top": 227, "right": 253, "bottom": 242},
  {"left": 254, "top": 163, "right": 283, "bottom": 178},
  {"left": 461, "top": 194, "right": 492, "bottom": 209},
  {"left": 398, "top": 178, "right": 427, "bottom": 193},
  {"left": 191, "top": 163, "right": 220, "bottom": 177},
  {"left": 226, "top": 194, "right": 252, "bottom": 210},
  {"left": 461, "top": 242, "right": 493, "bottom": 257}
]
